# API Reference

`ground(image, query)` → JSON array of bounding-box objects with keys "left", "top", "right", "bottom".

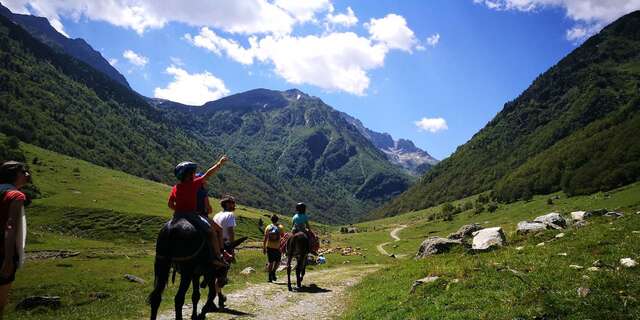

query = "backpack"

[{"left": 267, "top": 224, "right": 280, "bottom": 242}]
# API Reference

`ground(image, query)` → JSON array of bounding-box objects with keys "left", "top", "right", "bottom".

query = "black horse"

[
  {"left": 286, "top": 231, "right": 311, "bottom": 291},
  {"left": 148, "top": 217, "right": 245, "bottom": 320}
]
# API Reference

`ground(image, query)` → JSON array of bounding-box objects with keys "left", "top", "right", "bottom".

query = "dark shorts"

[
  {"left": 0, "top": 254, "right": 18, "bottom": 285},
  {"left": 267, "top": 248, "right": 281, "bottom": 263}
]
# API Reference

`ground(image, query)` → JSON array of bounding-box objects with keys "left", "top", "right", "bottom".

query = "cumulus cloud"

[
  {"left": 366, "top": 14, "right": 419, "bottom": 52},
  {"left": 274, "top": 0, "right": 332, "bottom": 23},
  {"left": 415, "top": 117, "right": 448, "bottom": 133},
  {"left": 185, "top": 28, "right": 256, "bottom": 65},
  {"left": 473, "top": 0, "right": 640, "bottom": 41},
  {"left": 1, "top": 0, "right": 307, "bottom": 35},
  {"left": 123, "top": 50, "right": 148, "bottom": 66},
  {"left": 154, "top": 65, "right": 229, "bottom": 105},
  {"left": 325, "top": 6, "right": 358, "bottom": 28},
  {"left": 426, "top": 33, "right": 441, "bottom": 47}
]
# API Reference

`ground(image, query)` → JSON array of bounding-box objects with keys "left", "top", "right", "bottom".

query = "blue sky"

[{"left": 5, "top": 0, "right": 639, "bottom": 159}]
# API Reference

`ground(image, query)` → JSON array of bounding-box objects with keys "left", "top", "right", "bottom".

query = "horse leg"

[
  {"left": 296, "top": 255, "right": 303, "bottom": 289},
  {"left": 201, "top": 278, "right": 218, "bottom": 315},
  {"left": 174, "top": 268, "right": 192, "bottom": 320},
  {"left": 300, "top": 255, "right": 307, "bottom": 285},
  {"left": 190, "top": 277, "right": 200, "bottom": 320},
  {"left": 148, "top": 258, "right": 170, "bottom": 320},
  {"left": 287, "top": 254, "right": 293, "bottom": 291}
]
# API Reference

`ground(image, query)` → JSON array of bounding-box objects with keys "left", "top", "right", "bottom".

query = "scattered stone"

[
  {"left": 593, "top": 260, "right": 604, "bottom": 268},
  {"left": 534, "top": 212, "right": 567, "bottom": 229},
  {"left": 416, "top": 237, "right": 462, "bottom": 258},
  {"left": 570, "top": 211, "right": 591, "bottom": 221},
  {"left": 574, "top": 220, "right": 589, "bottom": 229},
  {"left": 569, "top": 265, "right": 584, "bottom": 270},
  {"left": 604, "top": 211, "right": 624, "bottom": 218},
  {"left": 240, "top": 267, "right": 256, "bottom": 275},
  {"left": 409, "top": 276, "right": 440, "bottom": 294},
  {"left": 591, "top": 209, "right": 608, "bottom": 216},
  {"left": 123, "top": 274, "right": 145, "bottom": 284},
  {"left": 447, "top": 223, "right": 482, "bottom": 240},
  {"left": 15, "top": 296, "right": 61, "bottom": 311},
  {"left": 516, "top": 246, "right": 524, "bottom": 251},
  {"left": 587, "top": 267, "right": 600, "bottom": 272},
  {"left": 620, "top": 258, "right": 638, "bottom": 268},
  {"left": 577, "top": 287, "right": 591, "bottom": 298},
  {"left": 471, "top": 227, "right": 506, "bottom": 250},
  {"left": 582, "top": 275, "right": 590, "bottom": 280},
  {"left": 555, "top": 233, "right": 565, "bottom": 238},
  {"left": 557, "top": 252, "right": 568, "bottom": 256},
  {"left": 536, "top": 242, "right": 545, "bottom": 247},
  {"left": 516, "top": 221, "right": 547, "bottom": 234}
]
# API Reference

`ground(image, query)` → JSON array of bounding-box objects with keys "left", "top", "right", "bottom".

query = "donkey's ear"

[{"left": 229, "top": 236, "right": 248, "bottom": 249}]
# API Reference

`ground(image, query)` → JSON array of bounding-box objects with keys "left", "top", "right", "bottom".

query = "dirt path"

[
  {"left": 156, "top": 265, "right": 379, "bottom": 319},
  {"left": 376, "top": 224, "right": 408, "bottom": 256}
]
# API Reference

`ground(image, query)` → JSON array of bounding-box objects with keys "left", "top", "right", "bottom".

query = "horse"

[
  {"left": 148, "top": 217, "right": 245, "bottom": 320},
  {"left": 286, "top": 231, "right": 311, "bottom": 291}
]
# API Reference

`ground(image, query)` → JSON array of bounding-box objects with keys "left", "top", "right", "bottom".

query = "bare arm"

[
  {"left": 1, "top": 200, "right": 21, "bottom": 277},
  {"left": 262, "top": 230, "right": 268, "bottom": 253},
  {"left": 202, "top": 155, "right": 228, "bottom": 181},
  {"left": 227, "top": 227, "right": 235, "bottom": 243}
]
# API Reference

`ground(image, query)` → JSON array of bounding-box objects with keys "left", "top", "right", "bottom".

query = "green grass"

[{"left": 341, "top": 183, "right": 640, "bottom": 319}]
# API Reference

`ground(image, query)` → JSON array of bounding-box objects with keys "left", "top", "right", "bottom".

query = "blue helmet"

[{"left": 174, "top": 161, "right": 197, "bottom": 181}]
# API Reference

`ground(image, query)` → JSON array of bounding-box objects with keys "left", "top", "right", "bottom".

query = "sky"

[{"left": 3, "top": 0, "right": 640, "bottom": 160}]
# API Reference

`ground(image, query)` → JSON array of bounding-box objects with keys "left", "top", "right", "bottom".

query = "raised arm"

[{"left": 202, "top": 155, "right": 228, "bottom": 181}]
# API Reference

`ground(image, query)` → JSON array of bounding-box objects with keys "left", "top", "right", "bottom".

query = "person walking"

[{"left": 263, "top": 214, "right": 284, "bottom": 282}]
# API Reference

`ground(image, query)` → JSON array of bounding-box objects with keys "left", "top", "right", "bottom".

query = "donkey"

[
  {"left": 286, "top": 231, "right": 311, "bottom": 291},
  {"left": 148, "top": 217, "right": 245, "bottom": 320}
]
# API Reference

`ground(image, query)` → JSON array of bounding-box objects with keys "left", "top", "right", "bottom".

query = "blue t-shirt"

[
  {"left": 196, "top": 187, "right": 208, "bottom": 215},
  {"left": 292, "top": 213, "right": 309, "bottom": 230}
]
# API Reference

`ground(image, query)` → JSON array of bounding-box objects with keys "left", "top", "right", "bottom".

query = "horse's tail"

[{"left": 147, "top": 255, "right": 170, "bottom": 305}]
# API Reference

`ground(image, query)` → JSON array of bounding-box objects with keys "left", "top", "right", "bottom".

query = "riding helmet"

[
  {"left": 174, "top": 161, "right": 197, "bottom": 181},
  {"left": 295, "top": 202, "right": 306, "bottom": 213}
]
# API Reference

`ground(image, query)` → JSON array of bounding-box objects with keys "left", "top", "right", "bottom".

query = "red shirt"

[
  {"left": 169, "top": 176, "right": 205, "bottom": 213},
  {"left": 0, "top": 190, "right": 25, "bottom": 252}
]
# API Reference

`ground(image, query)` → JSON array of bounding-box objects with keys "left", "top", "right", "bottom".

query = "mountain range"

[
  {"left": 0, "top": 7, "right": 418, "bottom": 223},
  {"left": 374, "top": 10, "right": 640, "bottom": 218}
]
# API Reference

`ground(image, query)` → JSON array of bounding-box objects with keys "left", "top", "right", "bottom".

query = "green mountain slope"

[
  {"left": 374, "top": 10, "right": 640, "bottom": 218},
  {"left": 0, "top": 13, "right": 410, "bottom": 223},
  {"left": 155, "top": 89, "right": 413, "bottom": 223}
]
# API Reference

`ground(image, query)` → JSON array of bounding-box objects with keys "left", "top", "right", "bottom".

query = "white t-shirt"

[{"left": 213, "top": 211, "right": 237, "bottom": 241}]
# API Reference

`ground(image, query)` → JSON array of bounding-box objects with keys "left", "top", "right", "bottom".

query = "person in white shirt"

[{"left": 212, "top": 195, "right": 237, "bottom": 309}]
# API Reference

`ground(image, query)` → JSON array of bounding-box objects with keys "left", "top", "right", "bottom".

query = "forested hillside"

[{"left": 374, "top": 10, "right": 640, "bottom": 218}]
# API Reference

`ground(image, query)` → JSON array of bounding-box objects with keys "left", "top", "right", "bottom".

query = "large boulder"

[
  {"left": 534, "top": 212, "right": 567, "bottom": 229},
  {"left": 472, "top": 227, "right": 506, "bottom": 250},
  {"left": 516, "top": 221, "right": 547, "bottom": 234},
  {"left": 416, "top": 237, "right": 461, "bottom": 258},
  {"left": 570, "top": 211, "right": 591, "bottom": 221},
  {"left": 448, "top": 223, "right": 482, "bottom": 240}
]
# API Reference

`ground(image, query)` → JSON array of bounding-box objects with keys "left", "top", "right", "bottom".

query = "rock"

[
  {"left": 447, "top": 223, "right": 482, "bottom": 240},
  {"left": 409, "top": 276, "right": 440, "bottom": 294},
  {"left": 570, "top": 211, "right": 591, "bottom": 221},
  {"left": 569, "top": 265, "right": 584, "bottom": 269},
  {"left": 536, "top": 242, "right": 545, "bottom": 247},
  {"left": 577, "top": 287, "right": 591, "bottom": 298},
  {"left": 471, "top": 227, "right": 506, "bottom": 251},
  {"left": 15, "top": 296, "right": 61, "bottom": 310},
  {"left": 347, "top": 227, "right": 358, "bottom": 233},
  {"left": 533, "top": 212, "right": 567, "bottom": 229},
  {"left": 604, "top": 211, "right": 624, "bottom": 218},
  {"left": 587, "top": 267, "right": 599, "bottom": 272},
  {"left": 123, "top": 274, "right": 145, "bottom": 284},
  {"left": 515, "top": 246, "right": 524, "bottom": 251},
  {"left": 516, "top": 221, "right": 547, "bottom": 234},
  {"left": 592, "top": 260, "right": 604, "bottom": 268},
  {"left": 620, "top": 258, "right": 638, "bottom": 268},
  {"left": 416, "top": 237, "right": 461, "bottom": 258},
  {"left": 555, "top": 233, "right": 565, "bottom": 238},
  {"left": 574, "top": 220, "right": 588, "bottom": 228},
  {"left": 389, "top": 254, "right": 396, "bottom": 258},
  {"left": 557, "top": 252, "right": 568, "bottom": 256},
  {"left": 591, "top": 208, "right": 608, "bottom": 216},
  {"left": 240, "top": 267, "right": 256, "bottom": 275}
]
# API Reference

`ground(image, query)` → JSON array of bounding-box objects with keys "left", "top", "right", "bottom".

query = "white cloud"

[
  {"left": 154, "top": 65, "right": 229, "bottom": 105},
  {"left": 426, "top": 33, "right": 441, "bottom": 47},
  {"left": 366, "top": 14, "right": 418, "bottom": 52},
  {"left": 1, "top": 0, "right": 330, "bottom": 35},
  {"left": 274, "top": 0, "right": 332, "bottom": 23},
  {"left": 108, "top": 58, "right": 118, "bottom": 66},
  {"left": 123, "top": 49, "right": 148, "bottom": 66},
  {"left": 185, "top": 28, "right": 256, "bottom": 65},
  {"left": 415, "top": 117, "right": 448, "bottom": 133},
  {"left": 325, "top": 6, "right": 358, "bottom": 28},
  {"left": 474, "top": 0, "right": 640, "bottom": 41},
  {"left": 169, "top": 57, "right": 184, "bottom": 66}
]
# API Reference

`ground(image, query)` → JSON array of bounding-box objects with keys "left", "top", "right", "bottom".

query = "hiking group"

[{"left": 0, "top": 156, "right": 319, "bottom": 320}]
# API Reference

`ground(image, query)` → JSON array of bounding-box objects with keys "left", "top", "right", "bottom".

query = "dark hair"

[
  {"left": 220, "top": 195, "right": 236, "bottom": 211},
  {"left": 0, "top": 161, "right": 28, "bottom": 184},
  {"left": 270, "top": 214, "right": 279, "bottom": 223}
]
